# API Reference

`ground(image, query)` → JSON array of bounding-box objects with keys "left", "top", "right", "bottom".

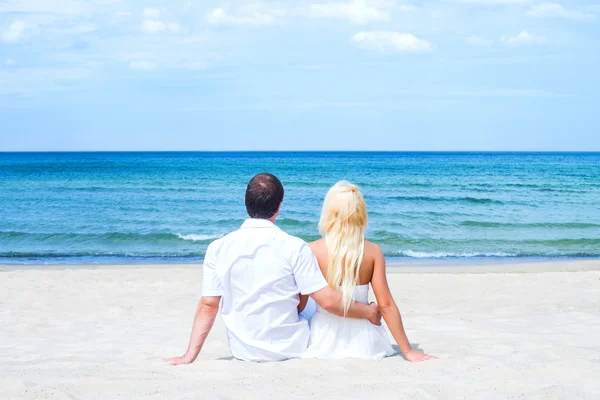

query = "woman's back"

[
  {"left": 303, "top": 180, "right": 436, "bottom": 362},
  {"left": 303, "top": 239, "right": 394, "bottom": 360},
  {"left": 309, "top": 238, "right": 377, "bottom": 286}
]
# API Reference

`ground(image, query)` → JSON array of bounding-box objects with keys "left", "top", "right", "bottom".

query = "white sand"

[{"left": 1, "top": 260, "right": 600, "bottom": 399}]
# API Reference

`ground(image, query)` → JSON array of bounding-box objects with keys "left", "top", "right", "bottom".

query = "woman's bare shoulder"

[
  {"left": 308, "top": 238, "right": 326, "bottom": 254},
  {"left": 364, "top": 240, "right": 384, "bottom": 261}
]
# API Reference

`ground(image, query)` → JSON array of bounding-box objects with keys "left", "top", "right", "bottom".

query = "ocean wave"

[
  {"left": 504, "top": 183, "right": 542, "bottom": 189},
  {"left": 0, "top": 231, "right": 222, "bottom": 244},
  {"left": 397, "top": 250, "right": 517, "bottom": 258},
  {"left": 278, "top": 218, "right": 314, "bottom": 227},
  {"left": 460, "top": 221, "right": 600, "bottom": 229},
  {"left": 44, "top": 186, "right": 203, "bottom": 193},
  {"left": 393, "top": 250, "right": 600, "bottom": 258},
  {"left": 536, "top": 188, "right": 587, "bottom": 194},
  {"left": 284, "top": 181, "right": 331, "bottom": 188},
  {"left": 389, "top": 196, "right": 505, "bottom": 205},
  {"left": 382, "top": 237, "right": 600, "bottom": 247},
  {"left": 2, "top": 250, "right": 599, "bottom": 261},
  {"left": 501, "top": 183, "right": 590, "bottom": 194},
  {"left": 176, "top": 233, "right": 223, "bottom": 241},
  {"left": 368, "top": 210, "right": 477, "bottom": 219},
  {"left": 0, "top": 252, "right": 204, "bottom": 259},
  {"left": 521, "top": 238, "right": 600, "bottom": 246}
]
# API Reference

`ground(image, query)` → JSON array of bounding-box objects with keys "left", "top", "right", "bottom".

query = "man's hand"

[
  {"left": 165, "top": 296, "right": 221, "bottom": 367},
  {"left": 368, "top": 302, "right": 382, "bottom": 326},
  {"left": 164, "top": 354, "right": 195, "bottom": 366},
  {"left": 403, "top": 349, "right": 438, "bottom": 362}
]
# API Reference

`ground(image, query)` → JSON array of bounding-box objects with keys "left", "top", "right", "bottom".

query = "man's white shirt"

[{"left": 203, "top": 218, "right": 328, "bottom": 362}]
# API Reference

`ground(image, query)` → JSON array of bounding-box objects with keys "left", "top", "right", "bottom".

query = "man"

[{"left": 166, "top": 173, "right": 381, "bottom": 363}]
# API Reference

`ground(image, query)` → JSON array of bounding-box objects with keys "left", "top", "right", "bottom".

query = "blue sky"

[{"left": 0, "top": 0, "right": 599, "bottom": 151}]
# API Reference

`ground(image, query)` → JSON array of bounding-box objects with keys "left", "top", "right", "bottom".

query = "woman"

[{"left": 303, "top": 181, "right": 437, "bottom": 361}]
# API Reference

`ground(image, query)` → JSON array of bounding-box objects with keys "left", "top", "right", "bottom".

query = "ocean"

[{"left": 1, "top": 152, "right": 599, "bottom": 265}]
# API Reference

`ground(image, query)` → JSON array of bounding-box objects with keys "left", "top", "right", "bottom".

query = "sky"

[{"left": 0, "top": 0, "right": 599, "bottom": 151}]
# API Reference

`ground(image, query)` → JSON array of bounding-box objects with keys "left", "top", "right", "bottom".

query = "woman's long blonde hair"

[{"left": 318, "top": 181, "right": 368, "bottom": 313}]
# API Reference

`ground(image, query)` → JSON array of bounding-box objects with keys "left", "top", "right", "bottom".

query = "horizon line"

[{"left": 2, "top": 150, "right": 600, "bottom": 154}]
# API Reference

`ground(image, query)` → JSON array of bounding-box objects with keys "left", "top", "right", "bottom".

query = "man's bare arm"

[
  {"left": 165, "top": 295, "right": 221, "bottom": 365},
  {"left": 309, "top": 286, "right": 381, "bottom": 325}
]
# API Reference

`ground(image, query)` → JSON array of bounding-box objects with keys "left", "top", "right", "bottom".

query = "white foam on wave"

[
  {"left": 176, "top": 233, "right": 223, "bottom": 242},
  {"left": 401, "top": 250, "right": 516, "bottom": 258}
]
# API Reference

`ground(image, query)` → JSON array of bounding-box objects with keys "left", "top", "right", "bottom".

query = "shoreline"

[{"left": 2, "top": 258, "right": 599, "bottom": 273}]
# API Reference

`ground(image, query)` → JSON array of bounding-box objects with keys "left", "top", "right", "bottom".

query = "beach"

[{"left": 2, "top": 260, "right": 599, "bottom": 399}]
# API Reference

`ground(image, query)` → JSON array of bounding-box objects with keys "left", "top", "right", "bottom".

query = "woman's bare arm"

[{"left": 370, "top": 244, "right": 437, "bottom": 362}]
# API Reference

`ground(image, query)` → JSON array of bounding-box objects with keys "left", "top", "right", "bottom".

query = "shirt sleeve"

[
  {"left": 202, "top": 242, "right": 224, "bottom": 297},
  {"left": 292, "top": 243, "right": 328, "bottom": 295}
]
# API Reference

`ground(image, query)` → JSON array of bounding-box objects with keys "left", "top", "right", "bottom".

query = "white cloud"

[
  {"left": 166, "top": 22, "right": 182, "bottom": 32},
  {"left": 0, "top": 66, "right": 90, "bottom": 96},
  {"left": 143, "top": 8, "right": 161, "bottom": 19},
  {"left": 140, "top": 8, "right": 181, "bottom": 34},
  {"left": 205, "top": 7, "right": 279, "bottom": 26},
  {"left": 458, "top": 0, "right": 531, "bottom": 4},
  {"left": 1, "top": 20, "right": 26, "bottom": 44},
  {"left": 465, "top": 35, "right": 494, "bottom": 46},
  {"left": 527, "top": 4, "right": 596, "bottom": 21},
  {"left": 352, "top": 31, "right": 432, "bottom": 53},
  {"left": 396, "top": 4, "right": 417, "bottom": 12},
  {"left": 179, "top": 61, "right": 207, "bottom": 70},
  {"left": 141, "top": 20, "right": 164, "bottom": 33},
  {"left": 309, "top": 0, "right": 394, "bottom": 24},
  {"left": 141, "top": 20, "right": 181, "bottom": 33},
  {"left": 114, "top": 11, "right": 132, "bottom": 19},
  {"left": 72, "top": 24, "right": 98, "bottom": 33},
  {"left": 433, "top": 88, "right": 563, "bottom": 97},
  {"left": 0, "top": 0, "right": 89, "bottom": 15},
  {"left": 129, "top": 60, "right": 156, "bottom": 71},
  {"left": 179, "top": 34, "right": 211, "bottom": 45},
  {"left": 502, "top": 30, "right": 547, "bottom": 46}
]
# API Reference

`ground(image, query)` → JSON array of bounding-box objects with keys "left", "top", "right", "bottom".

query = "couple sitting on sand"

[{"left": 167, "top": 173, "right": 436, "bottom": 363}]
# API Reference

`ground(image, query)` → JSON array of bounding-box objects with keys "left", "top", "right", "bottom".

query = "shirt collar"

[{"left": 240, "top": 218, "right": 280, "bottom": 229}]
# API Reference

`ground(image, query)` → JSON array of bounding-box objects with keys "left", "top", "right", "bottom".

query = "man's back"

[{"left": 203, "top": 218, "right": 327, "bottom": 361}]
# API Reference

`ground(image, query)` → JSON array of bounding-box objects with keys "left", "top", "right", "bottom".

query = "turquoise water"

[{"left": 1, "top": 152, "right": 599, "bottom": 264}]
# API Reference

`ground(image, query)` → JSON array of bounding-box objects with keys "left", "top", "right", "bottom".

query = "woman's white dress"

[{"left": 303, "top": 284, "right": 395, "bottom": 360}]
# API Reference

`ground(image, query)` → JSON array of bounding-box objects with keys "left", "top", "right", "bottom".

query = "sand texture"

[{"left": 1, "top": 261, "right": 600, "bottom": 399}]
